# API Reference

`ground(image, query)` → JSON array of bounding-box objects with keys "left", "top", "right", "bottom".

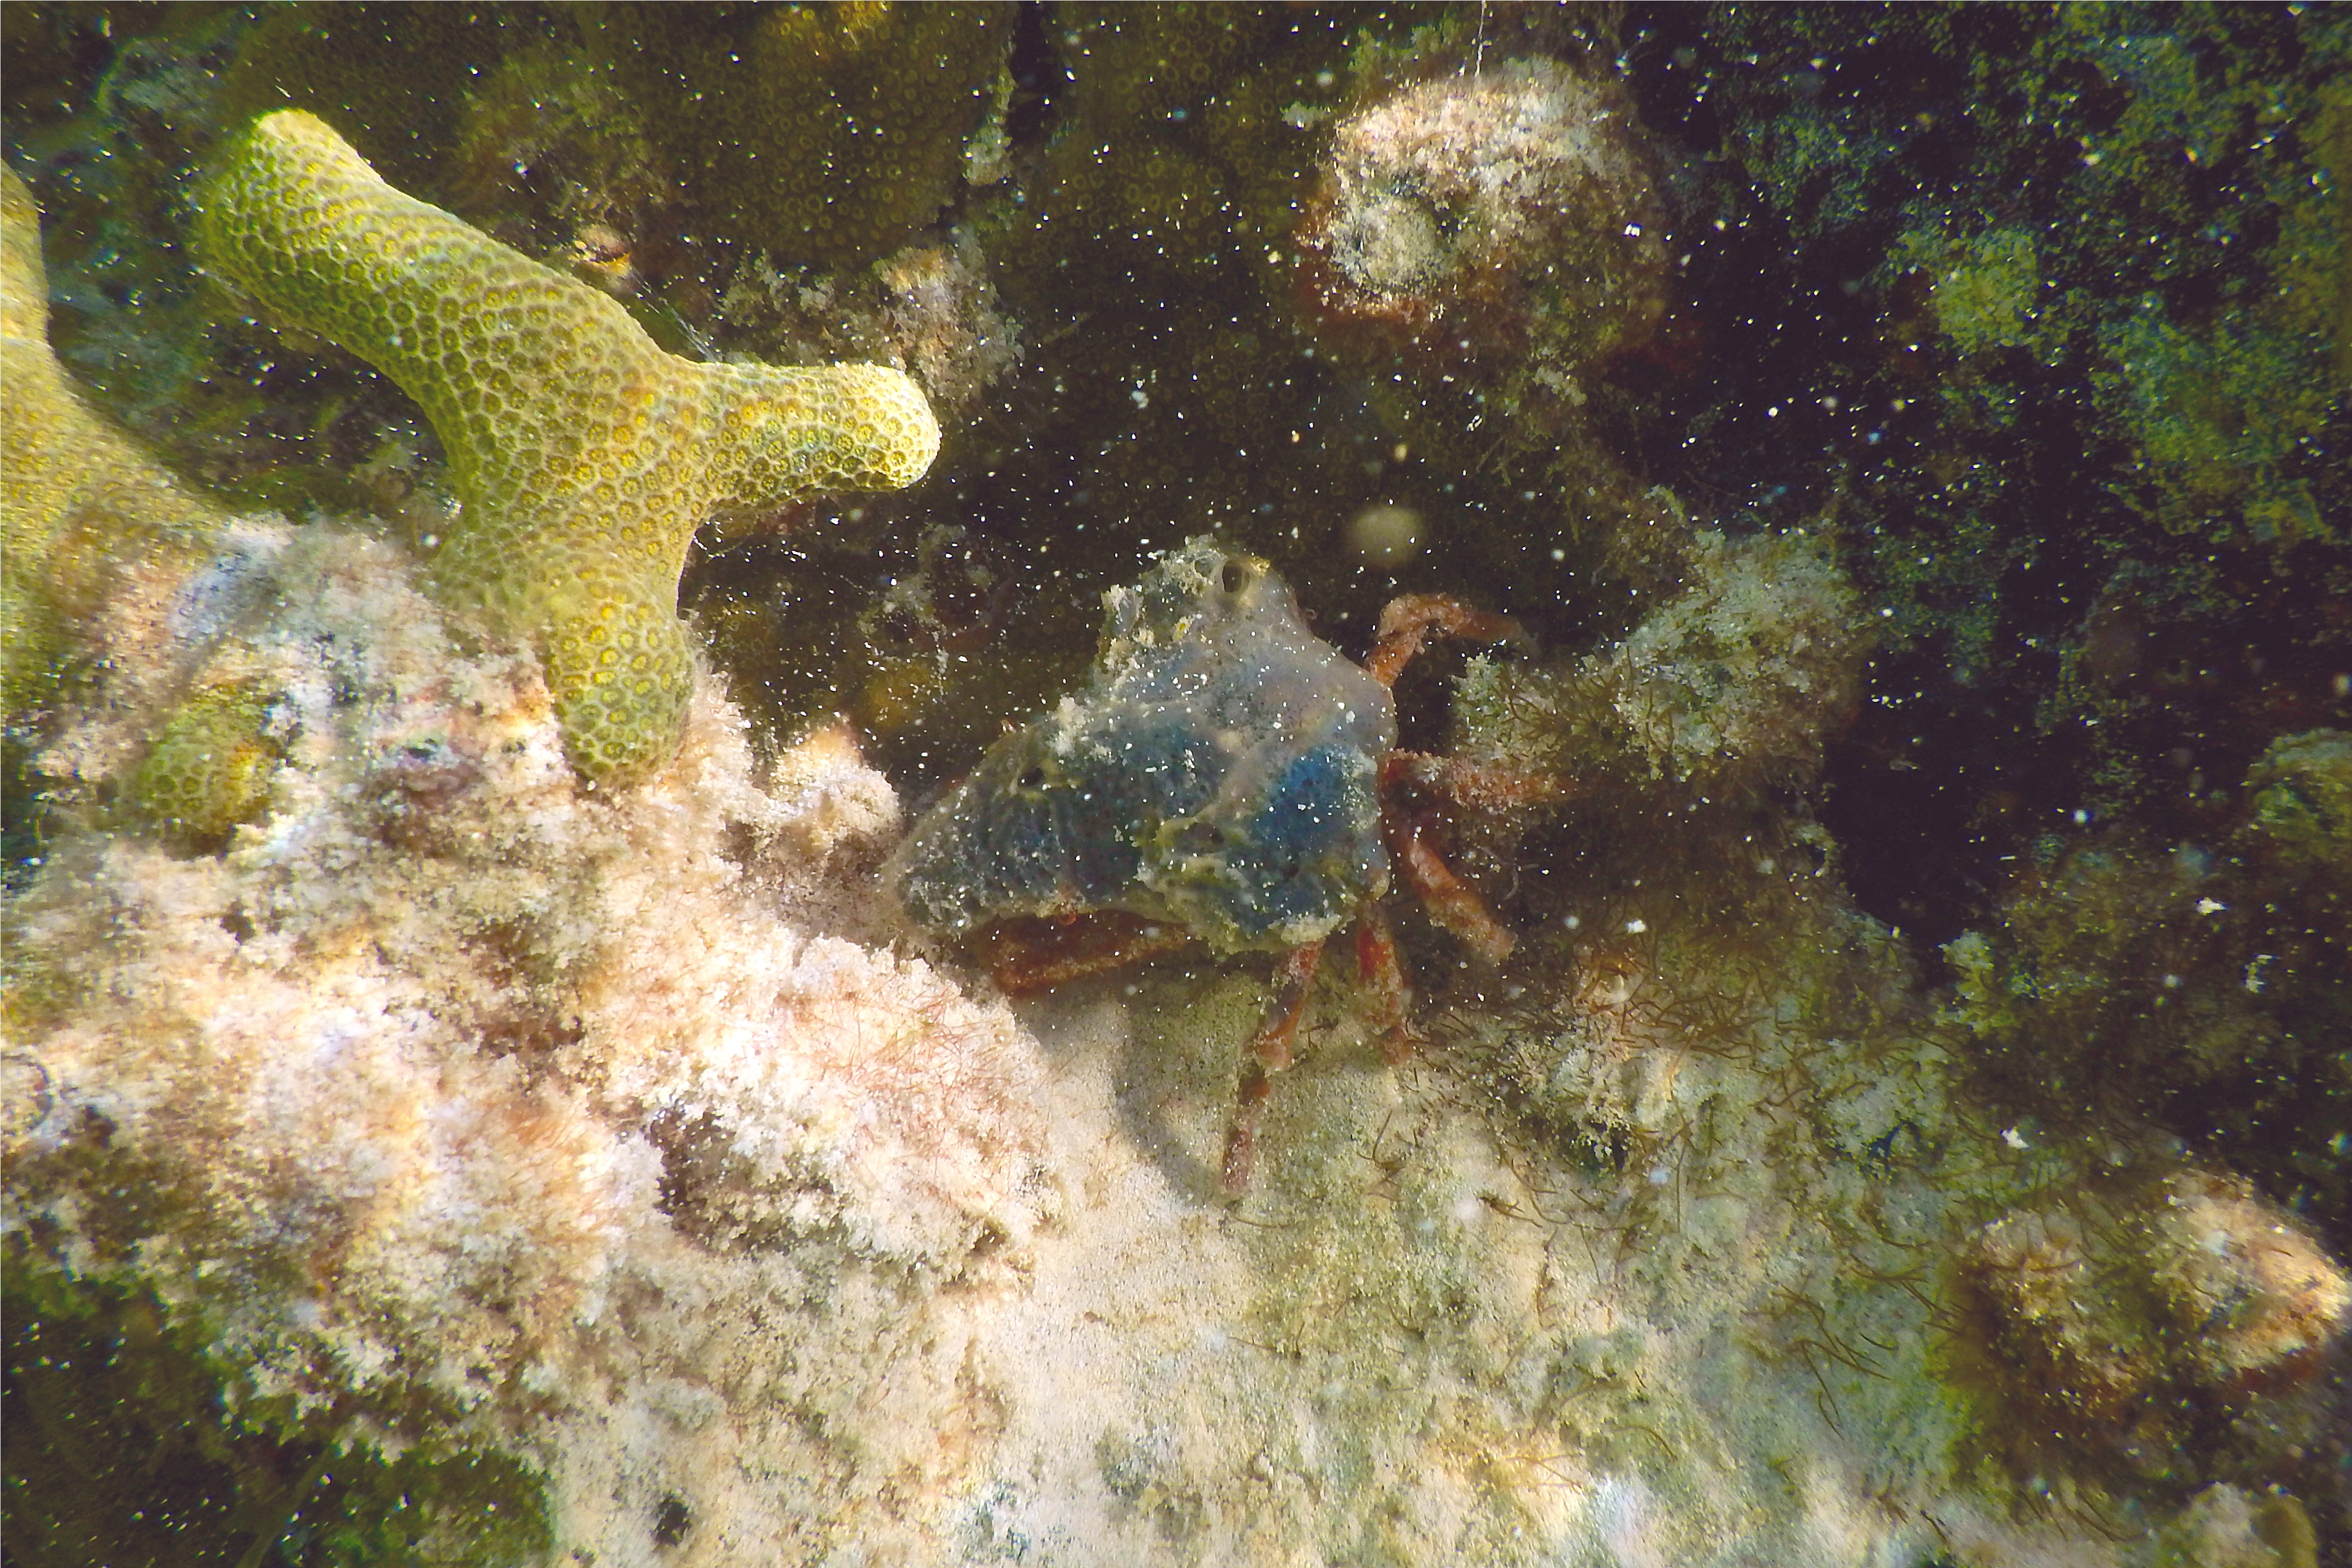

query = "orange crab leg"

[
  {"left": 1365, "top": 594, "right": 1526, "bottom": 687},
  {"left": 1354, "top": 904, "right": 1417, "bottom": 1064},
  {"left": 977, "top": 912, "right": 1195, "bottom": 995},
  {"left": 1364, "top": 592, "right": 1540, "bottom": 964},
  {"left": 1386, "top": 751, "right": 1579, "bottom": 812},
  {"left": 1382, "top": 789, "right": 1518, "bottom": 967},
  {"left": 1221, "top": 938, "right": 1325, "bottom": 1194}
]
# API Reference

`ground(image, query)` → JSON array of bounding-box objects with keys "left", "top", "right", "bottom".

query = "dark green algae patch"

[
  {"left": 2, "top": 1240, "right": 551, "bottom": 1568},
  {"left": 4, "top": 1, "right": 2350, "bottom": 1558},
  {"left": 1645, "top": 4, "right": 2352, "bottom": 930},
  {"left": 1630, "top": 3, "right": 2352, "bottom": 1252}
]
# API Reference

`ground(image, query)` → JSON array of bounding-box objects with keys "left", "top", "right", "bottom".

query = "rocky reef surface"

[{"left": 3, "top": 7, "right": 2346, "bottom": 1567}]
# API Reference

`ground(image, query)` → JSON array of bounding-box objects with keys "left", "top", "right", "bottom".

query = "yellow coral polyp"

[
  {"left": 126, "top": 681, "right": 283, "bottom": 849},
  {"left": 193, "top": 110, "right": 941, "bottom": 786}
]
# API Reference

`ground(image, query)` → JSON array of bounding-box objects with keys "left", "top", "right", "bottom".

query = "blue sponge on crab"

[{"left": 888, "top": 537, "right": 1396, "bottom": 959}]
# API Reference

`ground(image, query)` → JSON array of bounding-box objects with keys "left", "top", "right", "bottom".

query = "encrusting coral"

[
  {"left": 192, "top": 109, "right": 942, "bottom": 785},
  {"left": 121, "top": 677, "right": 283, "bottom": 849}
]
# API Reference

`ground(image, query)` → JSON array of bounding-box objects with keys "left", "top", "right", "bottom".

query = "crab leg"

[
  {"left": 1365, "top": 593, "right": 1526, "bottom": 687},
  {"left": 978, "top": 912, "right": 1194, "bottom": 995},
  {"left": 1382, "top": 780, "right": 1518, "bottom": 967},
  {"left": 1354, "top": 904, "right": 1417, "bottom": 1064},
  {"left": 1386, "top": 751, "right": 1578, "bottom": 812},
  {"left": 1221, "top": 938, "right": 1325, "bottom": 1194},
  {"left": 1363, "top": 593, "right": 1539, "bottom": 970}
]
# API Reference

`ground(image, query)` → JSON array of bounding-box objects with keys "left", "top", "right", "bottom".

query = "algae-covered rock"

[
  {"left": 1942, "top": 730, "right": 2352, "bottom": 1239},
  {"left": 1947, "top": 1166, "right": 2348, "bottom": 1483},
  {"left": 1451, "top": 528, "right": 1864, "bottom": 804},
  {"left": 4, "top": 505, "right": 1055, "bottom": 1563},
  {"left": 2, "top": 1245, "right": 552, "bottom": 1568},
  {"left": 1679, "top": 4, "right": 2351, "bottom": 942},
  {"left": 2244, "top": 728, "right": 2352, "bottom": 887},
  {"left": 590, "top": 3, "right": 1010, "bottom": 269},
  {"left": 1291, "top": 51, "right": 1678, "bottom": 470}
]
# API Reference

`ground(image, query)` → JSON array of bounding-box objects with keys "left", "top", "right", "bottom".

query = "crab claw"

[{"left": 1365, "top": 594, "right": 1528, "bottom": 687}]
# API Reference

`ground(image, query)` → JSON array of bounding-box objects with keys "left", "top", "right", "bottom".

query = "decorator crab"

[{"left": 888, "top": 538, "right": 1553, "bottom": 1190}]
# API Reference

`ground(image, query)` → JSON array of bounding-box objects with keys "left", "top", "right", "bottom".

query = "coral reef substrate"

[{"left": 5, "top": 6, "right": 2349, "bottom": 1566}]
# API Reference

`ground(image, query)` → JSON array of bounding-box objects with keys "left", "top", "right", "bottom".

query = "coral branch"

[
  {"left": 2, "top": 167, "right": 216, "bottom": 717},
  {"left": 192, "top": 110, "right": 941, "bottom": 784}
]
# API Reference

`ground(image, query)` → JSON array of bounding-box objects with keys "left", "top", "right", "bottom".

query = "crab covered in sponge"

[{"left": 887, "top": 537, "right": 1556, "bottom": 1190}]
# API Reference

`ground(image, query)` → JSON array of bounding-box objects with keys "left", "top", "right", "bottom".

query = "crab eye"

[
  {"left": 1221, "top": 559, "right": 1248, "bottom": 595},
  {"left": 1018, "top": 765, "right": 1045, "bottom": 790}
]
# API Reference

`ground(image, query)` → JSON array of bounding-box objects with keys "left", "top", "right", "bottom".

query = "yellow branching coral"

[
  {"left": 2, "top": 165, "right": 216, "bottom": 719},
  {"left": 193, "top": 110, "right": 941, "bottom": 785}
]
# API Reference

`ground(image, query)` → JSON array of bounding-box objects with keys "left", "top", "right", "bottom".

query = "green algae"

[
  {"left": 2, "top": 1242, "right": 550, "bottom": 1568},
  {"left": 1904, "top": 227, "right": 2049, "bottom": 363},
  {"left": 1941, "top": 730, "right": 2352, "bottom": 1237},
  {"left": 1663, "top": 4, "right": 2350, "bottom": 974},
  {"left": 588, "top": 3, "right": 1011, "bottom": 270}
]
